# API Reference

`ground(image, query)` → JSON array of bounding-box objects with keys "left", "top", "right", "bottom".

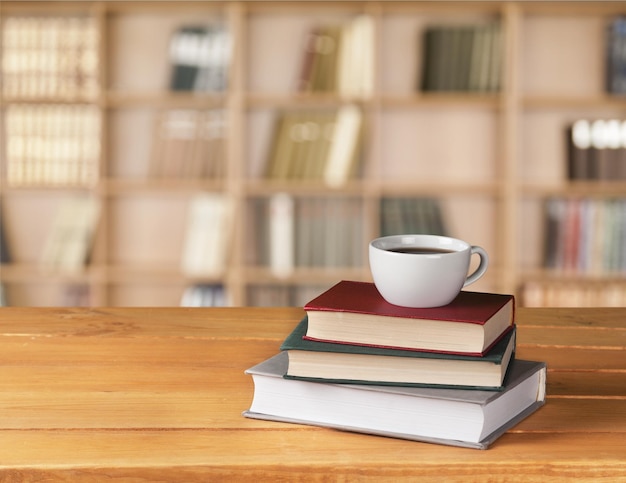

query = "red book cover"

[{"left": 304, "top": 280, "right": 514, "bottom": 325}]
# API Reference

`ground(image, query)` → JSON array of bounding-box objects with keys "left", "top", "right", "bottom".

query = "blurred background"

[{"left": 1, "top": 0, "right": 625, "bottom": 307}]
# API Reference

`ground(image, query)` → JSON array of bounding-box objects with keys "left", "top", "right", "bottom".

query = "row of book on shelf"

[
  {"left": 1, "top": 192, "right": 446, "bottom": 278},
  {"left": 244, "top": 280, "right": 546, "bottom": 450},
  {"left": 1, "top": 15, "right": 99, "bottom": 100},
  {"left": 4, "top": 13, "right": 625, "bottom": 101},
  {"left": 0, "top": 192, "right": 234, "bottom": 278},
  {"left": 166, "top": 14, "right": 625, "bottom": 97},
  {"left": 0, "top": 281, "right": 231, "bottom": 307},
  {"left": 522, "top": 281, "right": 626, "bottom": 308},
  {"left": 2, "top": 105, "right": 361, "bottom": 188},
  {"left": 380, "top": 197, "right": 447, "bottom": 237},
  {"left": 246, "top": 195, "right": 446, "bottom": 278},
  {"left": 543, "top": 197, "right": 626, "bottom": 275},
  {"left": 150, "top": 109, "right": 226, "bottom": 179},
  {"left": 297, "top": 15, "right": 373, "bottom": 97},
  {"left": 5, "top": 104, "right": 101, "bottom": 187},
  {"left": 299, "top": 17, "right": 504, "bottom": 95},
  {"left": 245, "top": 284, "right": 332, "bottom": 308},
  {"left": 420, "top": 23, "right": 502, "bottom": 93},
  {"left": 264, "top": 105, "right": 363, "bottom": 187},
  {"left": 566, "top": 118, "right": 626, "bottom": 180},
  {"left": 0, "top": 282, "right": 92, "bottom": 307},
  {"left": 248, "top": 194, "right": 364, "bottom": 277},
  {"left": 168, "top": 24, "right": 231, "bottom": 92},
  {"left": 11, "top": 109, "right": 626, "bottom": 191},
  {"left": 6, "top": 192, "right": 626, "bottom": 278}
]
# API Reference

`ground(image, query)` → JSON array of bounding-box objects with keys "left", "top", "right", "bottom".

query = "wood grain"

[{"left": 0, "top": 306, "right": 625, "bottom": 480}]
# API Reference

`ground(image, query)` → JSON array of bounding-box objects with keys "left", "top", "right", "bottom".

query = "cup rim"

[{"left": 369, "top": 234, "right": 470, "bottom": 253}]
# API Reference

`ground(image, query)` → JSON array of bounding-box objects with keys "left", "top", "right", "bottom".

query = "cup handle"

[{"left": 463, "top": 246, "right": 489, "bottom": 287}]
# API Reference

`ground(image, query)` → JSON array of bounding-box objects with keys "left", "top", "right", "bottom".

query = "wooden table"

[{"left": 0, "top": 306, "right": 625, "bottom": 481}]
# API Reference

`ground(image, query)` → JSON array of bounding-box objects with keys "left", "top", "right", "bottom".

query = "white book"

[
  {"left": 244, "top": 352, "right": 546, "bottom": 450},
  {"left": 41, "top": 195, "right": 100, "bottom": 273},
  {"left": 323, "top": 105, "right": 362, "bottom": 188},
  {"left": 337, "top": 15, "right": 374, "bottom": 98},
  {"left": 181, "top": 193, "right": 233, "bottom": 277},
  {"left": 269, "top": 193, "right": 295, "bottom": 277}
]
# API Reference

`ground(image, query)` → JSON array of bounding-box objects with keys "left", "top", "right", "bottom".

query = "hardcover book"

[
  {"left": 281, "top": 317, "right": 516, "bottom": 390},
  {"left": 303, "top": 280, "right": 515, "bottom": 355},
  {"left": 244, "top": 352, "right": 546, "bottom": 450}
]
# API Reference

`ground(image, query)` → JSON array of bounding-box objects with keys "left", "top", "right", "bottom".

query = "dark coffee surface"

[{"left": 386, "top": 247, "right": 455, "bottom": 255}]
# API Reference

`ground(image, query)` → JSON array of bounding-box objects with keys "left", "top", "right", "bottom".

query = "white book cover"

[
  {"left": 181, "top": 193, "right": 233, "bottom": 277},
  {"left": 269, "top": 193, "right": 295, "bottom": 277},
  {"left": 244, "top": 352, "right": 546, "bottom": 450},
  {"left": 41, "top": 195, "right": 100, "bottom": 273},
  {"left": 324, "top": 105, "right": 362, "bottom": 188}
]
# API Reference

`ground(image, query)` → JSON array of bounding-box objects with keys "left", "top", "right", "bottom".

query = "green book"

[{"left": 280, "top": 317, "right": 516, "bottom": 390}]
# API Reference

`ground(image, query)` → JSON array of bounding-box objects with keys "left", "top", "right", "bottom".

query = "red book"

[{"left": 303, "top": 280, "right": 515, "bottom": 356}]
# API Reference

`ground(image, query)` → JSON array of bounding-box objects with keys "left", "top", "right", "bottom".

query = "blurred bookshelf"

[{"left": 1, "top": 1, "right": 625, "bottom": 307}]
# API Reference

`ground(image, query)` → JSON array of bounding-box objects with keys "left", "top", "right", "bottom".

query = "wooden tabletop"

[{"left": 0, "top": 306, "right": 625, "bottom": 481}]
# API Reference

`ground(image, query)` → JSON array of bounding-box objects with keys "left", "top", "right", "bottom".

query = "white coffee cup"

[{"left": 369, "top": 234, "right": 489, "bottom": 308}]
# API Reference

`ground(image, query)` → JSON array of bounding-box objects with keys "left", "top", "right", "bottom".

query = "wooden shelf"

[{"left": 520, "top": 181, "right": 626, "bottom": 198}]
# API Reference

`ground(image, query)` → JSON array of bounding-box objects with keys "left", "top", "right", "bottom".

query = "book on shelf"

[
  {"left": 335, "top": 14, "right": 374, "bottom": 98},
  {"left": 543, "top": 197, "right": 626, "bottom": 275},
  {"left": 607, "top": 16, "right": 626, "bottom": 95},
  {"left": 281, "top": 316, "right": 517, "bottom": 390},
  {"left": 297, "top": 15, "right": 373, "bottom": 97},
  {"left": 181, "top": 283, "right": 228, "bottom": 307},
  {"left": 40, "top": 195, "right": 101, "bottom": 274},
  {"left": 268, "top": 193, "right": 295, "bottom": 277},
  {"left": 420, "top": 22, "right": 502, "bottom": 93},
  {"left": 253, "top": 197, "right": 363, "bottom": 271},
  {"left": 323, "top": 104, "right": 363, "bottom": 187},
  {"left": 169, "top": 24, "right": 230, "bottom": 92},
  {"left": 180, "top": 193, "right": 234, "bottom": 277},
  {"left": 245, "top": 284, "right": 333, "bottom": 308},
  {"left": 303, "top": 280, "right": 515, "bottom": 356},
  {"left": 523, "top": 280, "right": 626, "bottom": 308},
  {"left": 566, "top": 119, "right": 626, "bottom": 181},
  {"left": 264, "top": 105, "right": 363, "bottom": 186},
  {"left": 150, "top": 109, "right": 226, "bottom": 179},
  {"left": 244, "top": 351, "right": 546, "bottom": 450},
  {"left": 0, "top": 201, "right": 11, "bottom": 264},
  {"left": 5, "top": 104, "right": 101, "bottom": 187},
  {"left": 61, "top": 284, "right": 91, "bottom": 307},
  {"left": 1, "top": 15, "right": 99, "bottom": 100},
  {"left": 380, "top": 197, "right": 447, "bottom": 237}
]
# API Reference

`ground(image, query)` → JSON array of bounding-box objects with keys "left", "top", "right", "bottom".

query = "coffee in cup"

[{"left": 369, "top": 234, "right": 489, "bottom": 308}]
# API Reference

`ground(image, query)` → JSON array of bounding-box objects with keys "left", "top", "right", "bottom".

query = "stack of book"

[{"left": 245, "top": 280, "right": 547, "bottom": 449}]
